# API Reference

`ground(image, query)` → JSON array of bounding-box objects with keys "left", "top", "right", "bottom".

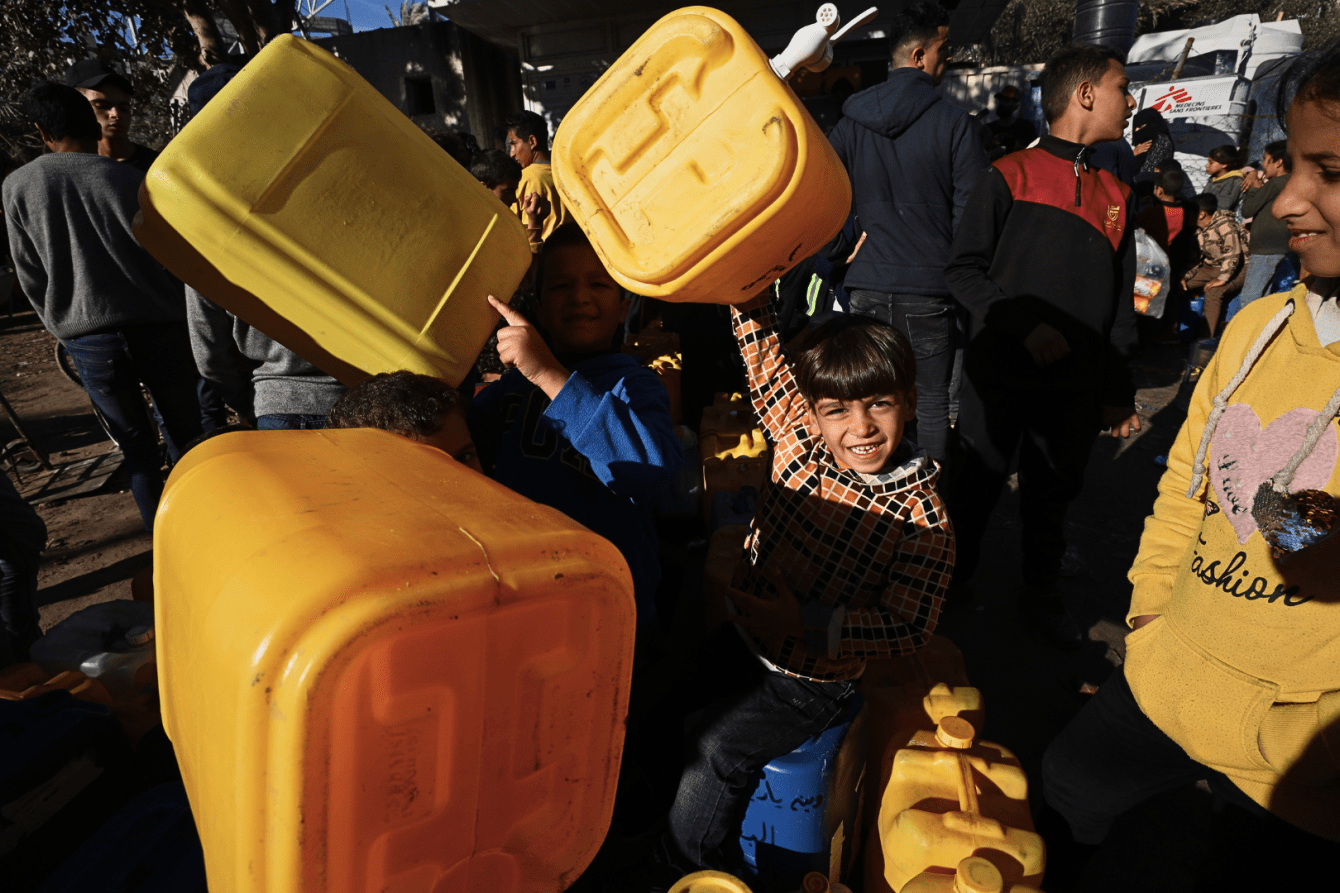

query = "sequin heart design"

[{"left": 1210, "top": 404, "right": 1339, "bottom": 544}]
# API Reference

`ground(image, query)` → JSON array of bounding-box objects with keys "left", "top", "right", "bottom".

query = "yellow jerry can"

[
  {"left": 879, "top": 719, "right": 1045, "bottom": 891},
  {"left": 669, "top": 870, "right": 754, "bottom": 893},
  {"left": 136, "top": 34, "right": 532, "bottom": 387},
  {"left": 702, "top": 454, "right": 771, "bottom": 524},
  {"left": 154, "top": 429, "right": 636, "bottom": 893},
  {"left": 901, "top": 856, "right": 1043, "bottom": 893},
  {"left": 699, "top": 392, "right": 758, "bottom": 440},
  {"left": 551, "top": 6, "right": 852, "bottom": 304},
  {"left": 861, "top": 637, "right": 985, "bottom": 893}
]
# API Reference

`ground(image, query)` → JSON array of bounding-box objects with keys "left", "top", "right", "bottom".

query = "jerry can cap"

[
  {"left": 936, "top": 716, "right": 975, "bottom": 749},
  {"left": 955, "top": 856, "right": 1004, "bottom": 893},
  {"left": 801, "top": 871, "right": 829, "bottom": 892},
  {"left": 126, "top": 625, "right": 154, "bottom": 647},
  {"left": 668, "top": 869, "right": 755, "bottom": 893}
]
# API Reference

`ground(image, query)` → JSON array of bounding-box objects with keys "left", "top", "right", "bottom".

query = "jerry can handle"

[{"left": 769, "top": 4, "right": 880, "bottom": 80}]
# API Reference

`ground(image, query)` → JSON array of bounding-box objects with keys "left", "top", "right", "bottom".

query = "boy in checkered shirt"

[{"left": 658, "top": 291, "right": 954, "bottom": 878}]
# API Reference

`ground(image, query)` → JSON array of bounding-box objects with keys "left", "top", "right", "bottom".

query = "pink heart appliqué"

[{"left": 1210, "top": 404, "right": 1339, "bottom": 544}]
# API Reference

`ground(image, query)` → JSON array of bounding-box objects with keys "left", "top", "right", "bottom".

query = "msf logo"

[{"left": 1150, "top": 85, "right": 1192, "bottom": 113}]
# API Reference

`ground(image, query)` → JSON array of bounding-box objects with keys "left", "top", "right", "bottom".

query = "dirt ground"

[
  {"left": 0, "top": 309, "right": 152, "bottom": 631},
  {"left": 0, "top": 301, "right": 1214, "bottom": 891}
]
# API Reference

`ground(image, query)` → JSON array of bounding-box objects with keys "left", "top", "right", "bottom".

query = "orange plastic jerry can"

[
  {"left": 154, "top": 429, "right": 637, "bottom": 893},
  {"left": 879, "top": 719, "right": 1045, "bottom": 891},
  {"left": 551, "top": 6, "right": 852, "bottom": 304},
  {"left": 136, "top": 34, "right": 532, "bottom": 387}
]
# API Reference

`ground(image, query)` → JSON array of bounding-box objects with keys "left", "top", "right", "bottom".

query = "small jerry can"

[
  {"left": 154, "top": 429, "right": 636, "bottom": 893},
  {"left": 136, "top": 34, "right": 531, "bottom": 387},
  {"left": 551, "top": 6, "right": 851, "bottom": 304},
  {"left": 901, "top": 856, "right": 1042, "bottom": 893},
  {"left": 670, "top": 871, "right": 754, "bottom": 893},
  {"left": 624, "top": 321, "right": 684, "bottom": 423},
  {"left": 700, "top": 392, "right": 759, "bottom": 441},
  {"left": 702, "top": 454, "right": 771, "bottom": 524},
  {"left": 879, "top": 719, "right": 1044, "bottom": 891},
  {"left": 740, "top": 696, "right": 865, "bottom": 891},
  {"left": 703, "top": 524, "right": 749, "bottom": 631}
]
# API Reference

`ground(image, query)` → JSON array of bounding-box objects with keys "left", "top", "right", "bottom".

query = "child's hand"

[
  {"left": 488, "top": 295, "right": 570, "bottom": 398},
  {"left": 731, "top": 570, "right": 804, "bottom": 646},
  {"left": 1023, "top": 322, "right": 1071, "bottom": 366}
]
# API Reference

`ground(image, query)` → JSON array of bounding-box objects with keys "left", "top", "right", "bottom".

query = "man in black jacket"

[
  {"left": 944, "top": 44, "right": 1142, "bottom": 647},
  {"left": 828, "top": 1, "right": 987, "bottom": 463}
]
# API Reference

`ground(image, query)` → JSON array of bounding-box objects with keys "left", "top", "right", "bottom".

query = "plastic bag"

[{"left": 1134, "top": 228, "right": 1171, "bottom": 318}]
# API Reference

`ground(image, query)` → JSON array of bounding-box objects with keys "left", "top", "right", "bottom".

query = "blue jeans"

[
  {"left": 663, "top": 626, "right": 855, "bottom": 872},
  {"left": 257, "top": 414, "right": 328, "bottom": 430},
  {"left": 1228, "top": 253, "right": 1284, "bottom": 322},
  {"left": 847, "top": 290, "right": 957, "bottom": 463},
  {"left": 61, "top": 323, "right": 204, "bottom": 532}
]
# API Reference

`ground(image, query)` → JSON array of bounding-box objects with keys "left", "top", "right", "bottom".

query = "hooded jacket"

[
  {"left": 945, "top": 135, "right": 1139, "bottom": 407},
  {"left": 1126, "top": 282, "right": 1340, "bottom": 841},
  {"left": 827, "top": 67, "right": 988, "bottom": 297}
]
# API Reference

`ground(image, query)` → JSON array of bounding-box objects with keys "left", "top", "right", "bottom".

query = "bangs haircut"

[
  {"left": 327, "top": 370, "right": 462, "bottom": 438},
  {"left": 1208, "top": 144, "right": 1244, "bottom": 169},
  {"left": 538, "top": 223, "right": 614, "bottom": 297},
  {"left": 1039, "top": 43, "right": 1122, "bottom": 124},
  {"left": 1277, "top": 42, "right": 1340, "bottom": 131},
  {"left": 796, "top": 315, "right": 915, "bottom": 406},
  {"left": 1264, "top": 139, "right": 1291, "bottom": 171}
]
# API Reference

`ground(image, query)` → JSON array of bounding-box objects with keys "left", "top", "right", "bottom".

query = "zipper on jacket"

[{"left": 1072, "top": 148, "right": 1086, "bottom": 207}]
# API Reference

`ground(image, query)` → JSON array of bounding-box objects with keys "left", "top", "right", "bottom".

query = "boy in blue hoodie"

[{"left": 473, "top": 225, "right": 683, "bottom": 627}]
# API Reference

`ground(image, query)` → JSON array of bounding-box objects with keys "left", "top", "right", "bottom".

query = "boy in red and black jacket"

[{"left": 944, "top": 43, "right": 1142, "bottom": 647}]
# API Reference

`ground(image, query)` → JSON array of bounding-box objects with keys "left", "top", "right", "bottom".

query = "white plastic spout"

[{"left": 769, "top": 4, "right": 880, "bottom": 81}]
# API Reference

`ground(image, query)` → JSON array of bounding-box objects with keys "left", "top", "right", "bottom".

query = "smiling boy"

[
  {"left": 472, "top": 224, "right": 682, "bottom": 627},
  {"left": 651, "top": 298, "right": 953, "bottom": 878}
]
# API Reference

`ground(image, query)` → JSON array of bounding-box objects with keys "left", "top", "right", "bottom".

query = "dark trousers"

[
  {"left": 61, "top": 323, "right": 204, "bottom": 532},
  {"left": 1042, "top": 668, "right": 1340, "bottom": 887},
  {"left": 656, "top": 626, "right": 855, "bottom": 872},
  {"left": 847, "top": 290, "right": 957, "bottom": 463},
  {"left": 948, "top": 376, "right": 1099, "bottom": 590}
]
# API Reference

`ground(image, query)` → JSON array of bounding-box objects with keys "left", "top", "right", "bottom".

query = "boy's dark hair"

[
  {"left": 1154, "top": 168, "right": 1185, "bottom": 196},
  {"left": 796, "top": 315, "right": 916, "bottom": 406},
  {"left": 1208, "top": 144, "right": 1245, "bottom": 169},
  {"left": 1277, "top": 41, "right": 1340, "bottom": 131},
  {"left": 469, "top": 148, "right": 522, "bottom": 189},
  {"left": 504, "top": 110, "right": 549, "bottom": 152},
  {"left": 888, "top": 2, "right": 950, "bottom": 63},
  {"left": 1264, "top": 139, "right": 1292, "bottom": 172},
  {"left": 24, "top": 81, "right": 100, "bottom": 143},
  {"left": 327, "top": 371, "right": 462, "bottom": 438},
  {"left": 1039, "top": 43, "right": 1123, "bottom": 124},
  {"left": 1195, "top": 193, "right": 1219, "bottom": 216},
  {"left": 1154, "top": 157, "right": 1182, "bottom": 172},
  {"left": 421, "top": 128, "right": 477, "bottom": 168}
]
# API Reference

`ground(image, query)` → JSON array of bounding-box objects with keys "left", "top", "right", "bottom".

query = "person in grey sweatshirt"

[
  {"left": 3, "top": 82, "right": 202, "bottom": 532},
  {"left": 182, "top": 63, "right": 346, "bottom": 429}
]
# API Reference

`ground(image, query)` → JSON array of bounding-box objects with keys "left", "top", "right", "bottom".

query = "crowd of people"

[{"left": 0, "top": 3, "right": 1338, "bottom": 890}]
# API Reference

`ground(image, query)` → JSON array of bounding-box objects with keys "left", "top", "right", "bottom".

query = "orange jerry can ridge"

[
  {"left": 154, "top": 429, "right": 637, "bottom": 893},
  {"left": 551, "top": 6, "right": 852, "bottom": 304},
  {"left": 136, "top": 34, "right": 532, "bottom": 387}
]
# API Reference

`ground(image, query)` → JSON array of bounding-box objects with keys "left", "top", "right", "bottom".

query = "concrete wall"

[{"left": 317, "top": 22, "right": 524, "bottom": 149}]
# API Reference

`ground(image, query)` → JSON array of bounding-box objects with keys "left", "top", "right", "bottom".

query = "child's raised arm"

[{"left": 730, "top": 291, "right": 805, "bottom": 444}]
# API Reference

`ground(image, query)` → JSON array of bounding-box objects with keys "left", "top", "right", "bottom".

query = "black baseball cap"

[{"left": 64, "top": 58, "right": 134, "bottom": 95}]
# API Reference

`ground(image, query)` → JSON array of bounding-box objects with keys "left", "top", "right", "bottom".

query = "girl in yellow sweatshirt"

[{"left": 1040, "top": 46, "right": 1340, "bottom": 886}]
